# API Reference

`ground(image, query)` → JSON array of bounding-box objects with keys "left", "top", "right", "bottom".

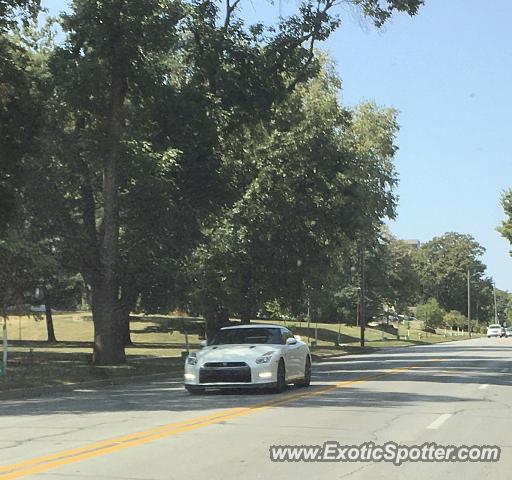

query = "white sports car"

[{"left": 184, "top": 324, "right": 311, "bottom": 394}]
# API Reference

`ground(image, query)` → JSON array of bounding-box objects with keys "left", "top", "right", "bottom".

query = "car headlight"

[
  {"left": 256, "top": 351, "right": 275, "bottom": 364},
  {"left": 186, "top": 354, "right": 197, "bottom": 365}
]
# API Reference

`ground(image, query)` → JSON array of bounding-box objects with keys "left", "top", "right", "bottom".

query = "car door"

[
  {"left": 281, "top": 329, "right": 302, "bottom": 379},
  {"left": 293, "top": 340, "right": 309, "bottom": 379}
]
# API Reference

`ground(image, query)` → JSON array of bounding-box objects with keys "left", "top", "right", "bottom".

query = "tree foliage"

[
  {"left": 443, "top": 310, "right": 467, "bottom": 329},
  {"left": 415, "top": 298, "right": 444, "bottom": 329},
  {"left": 188, "top": 64, "right": 401, "bottom": 336},
  {"left": 416, "top": 232, "right": 492, "bottom": 317},
  {"left": 3, "top": 0, "right": 427, "bottom": 362}
]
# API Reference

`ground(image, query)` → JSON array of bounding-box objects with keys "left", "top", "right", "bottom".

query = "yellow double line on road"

[{"left": 0, "top": 358, "right": 444, "bottom": 479}]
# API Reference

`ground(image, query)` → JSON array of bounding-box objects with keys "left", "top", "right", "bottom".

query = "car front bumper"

[{"left": 184, "top": 360, "right": 278, "bottom": 387}]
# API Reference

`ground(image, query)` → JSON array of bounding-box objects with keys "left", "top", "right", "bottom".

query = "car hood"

[{"left": 197, "top": 344, "right": 280, "bottom": 363}]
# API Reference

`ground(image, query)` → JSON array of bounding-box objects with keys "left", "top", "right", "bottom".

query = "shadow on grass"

[
  {"left": 9, "top": 340, "right": 202, "bottom": 350},
  {"left": 130, "top": 316, "right": 205, "bottom": 337},
  {"left": 9, "top": 340, "right": 94, "bottom": 349},
  {"left": 1, "top": 348, "right": 184, "bottom": 394},
  {"left": 286, "top": 326, "right": 359, "bottom": 344}
]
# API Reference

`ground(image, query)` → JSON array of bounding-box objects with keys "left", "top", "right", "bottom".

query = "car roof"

[{"left": 220, "top": 324, "right": 286, "bottom": 331}]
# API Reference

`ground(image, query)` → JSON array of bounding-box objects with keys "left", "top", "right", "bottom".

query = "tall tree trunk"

[
  {"left": 44, "top": 295, "right": 57, "bottom": 343},
  {"left": 92, "top": 57, "right": 126, "bottom": 365},
  {"left": 205, "top": 305, "right": 230, "bottom": 341},
  {"left": 240, "top": 267, "right": 253, "bottom": 324},
  {"left": 240, "top": 311, "right": 251, "bottom": 325},
  {"left": 91, "top": 282, "right": 125, "bottom": 365},
  {"left": 120, "top": 307, "right": 132, "bottom": 347},
  {"left": 119, "top": 287, "right": 138, "bottom": 346}
]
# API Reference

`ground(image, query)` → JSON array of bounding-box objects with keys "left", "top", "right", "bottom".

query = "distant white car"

[
  {"left": 487, "top": 324, "right": 504, "bottom": 338},
  {"left": 504, "top": 327, "right": 512, "bottom": 338},
  {"left": 184, "top": 325, "right": 311, "bottom": 394}
]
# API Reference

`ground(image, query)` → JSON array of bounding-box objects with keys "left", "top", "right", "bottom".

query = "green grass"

[
  {"left": 0, "top": 313, "right": 199, "bottom": 392},
  {"left": 252, "top": 318, "right": 481, "bottom": 357},
  {"left": 0, "top": 312, "right": 479, "bottom": 392}
]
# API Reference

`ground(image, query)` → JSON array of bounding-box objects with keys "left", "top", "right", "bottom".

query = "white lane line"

[
  {"left": 479, "top": 384, "right": 489, "bottom": 390},
  {"left": 427, "top": 413, "right": 453, "bottom": 430}
]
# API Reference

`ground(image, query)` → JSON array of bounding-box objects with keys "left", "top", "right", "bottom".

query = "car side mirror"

[
  {"left": 294, "top": 335, "right": 302, "bottom": 342},
  {"left": 199, "top": 340, "right": 207, "bottom": 348},
  {"left": 286, "top": 337, "right": 298, "bottom": 346}
]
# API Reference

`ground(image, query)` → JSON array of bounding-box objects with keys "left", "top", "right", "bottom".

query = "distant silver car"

[
  {"left": 487, "top": 324, "right": 503, "bottom": 338},
  {"left": 504, "top": 327, "right": 512, "bottom": 338}
]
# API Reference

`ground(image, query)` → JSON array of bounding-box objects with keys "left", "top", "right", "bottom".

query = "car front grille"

[
  {"left": 203, "top": 362, "right": 248, "bottom": 368},
  {"left": 199, "top": 363, "right": 251, "bottom": 384}
]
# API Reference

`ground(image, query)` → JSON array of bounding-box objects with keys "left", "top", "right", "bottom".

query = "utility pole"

[
  {"left": 360, "top": 247, "right": 366, "bottom": 348},
  {"left": 306, "top": 296, "right": 311, "bottom": 345},
  {"left": 1, "top": 319, "right": 7, "bottom": 378},
  {"left": 493, "top": 281, "right": 498, "bottom": 323},
  {"left": 467, "top": 269, "right": 471, "bottom": 336}
]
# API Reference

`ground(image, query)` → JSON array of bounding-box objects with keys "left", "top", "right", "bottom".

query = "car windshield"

[
  {"left": 489, "top": 325, "right": 502, "bottom": 329},
  {"left": 210, "top": 328, "right": 284, "bottom": 345}
]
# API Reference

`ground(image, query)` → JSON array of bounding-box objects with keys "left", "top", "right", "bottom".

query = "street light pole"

[
  {"left": 360, "top": 248, "right": 366, "bottom": 348},
  {"left": 467, "top": 269, "right": 471, "bottom": 337},
  {"left": 493, "top": 281, "right": 498, "bottom": 323},
  {"left": 1, "top": 318, "right": 7, "bottom": 378},
  {"left": 306, "top": 296, "right": 311, "bottom": 345}
]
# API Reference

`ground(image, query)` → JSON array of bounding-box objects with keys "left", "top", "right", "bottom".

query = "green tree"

[
  {"left": 499, "top": 190, "right": 512, "bottom": 250},
  {"left": 494, "top": 288, "right": 512, "bottom": 325},
  {"left": 415, "top": 298, "right": 445, "bottom": 329},
  {"left": 190, "top": 63, "right": 401, "bottom": 337},
  {"left": 417, "top": 232, "right": 493, "bottom": 317},
  {"left": 21, "top": 0, "right": 425, "bottom": 363},
  {"left": 498, "top": 190, "right": 512, "bottom": 323},
  {"left": 357, "top": 231, "right": 421, "bottom": 320},
  {"left": 443, "top": 310, "right": 467, "bottom": 329},
  {"left": 0, "top": 1, "right": 41, "bottom": 229}
]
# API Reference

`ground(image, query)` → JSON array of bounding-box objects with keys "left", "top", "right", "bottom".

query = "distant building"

[{"left": 400, "top": 239, "right": 421, "bottom": 249}]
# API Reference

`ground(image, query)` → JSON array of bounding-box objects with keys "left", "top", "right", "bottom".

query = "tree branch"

[
  {"left": 273, "top": 0, "right": 336, "bottom": 78},
  {"left": 223, "top": 0, "right": 242, "bottom": 31},
  {"left": 287, "top": 35, "right": 316, "bottom": 92}
]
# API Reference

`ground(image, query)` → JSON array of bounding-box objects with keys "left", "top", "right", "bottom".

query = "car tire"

[
  {"left": 185, "top": 385, "right": 205, "bottom": 395},
  {"left": 296, "top": 357, "right": 311, "bottom": 388},
  {"left": 273, "top": 359, "right": 287, "bottom": 393}
]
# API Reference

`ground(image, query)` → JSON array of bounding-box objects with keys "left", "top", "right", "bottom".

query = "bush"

[
  {"left": 443, "top": 310, "right": 467, "bottom": 329},
  {"left": 264, "top": 299, "right": 294, "bottom": 321},
  {"left": 415, "top": 299, "right": 445, "bottom": 329}
]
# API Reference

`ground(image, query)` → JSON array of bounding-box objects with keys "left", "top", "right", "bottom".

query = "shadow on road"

[{"left": 1, "top": 340, "right": 509, "bottom": 417}]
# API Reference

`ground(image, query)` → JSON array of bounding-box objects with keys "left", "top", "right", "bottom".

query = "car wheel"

[
  {"left": 273, "top": 359, "right": 287, "bottom": 393},
  {"left": 185, "top": 385, "right": 205, "bottom": 395},
  {"left": 296, "top": 357, "right": 311, "bottom": 388}
]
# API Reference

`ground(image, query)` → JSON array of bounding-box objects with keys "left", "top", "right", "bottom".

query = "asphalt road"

[{"left": 2, "top": 337, "right": 512, "bottom": 480}]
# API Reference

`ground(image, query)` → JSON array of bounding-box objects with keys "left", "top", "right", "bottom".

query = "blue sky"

[
  {"left": 42, "top": 0, "right": 512, "bottom": 290},
  {"left": 320, "top": 0, "right": 512, "bottom": 290}
]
